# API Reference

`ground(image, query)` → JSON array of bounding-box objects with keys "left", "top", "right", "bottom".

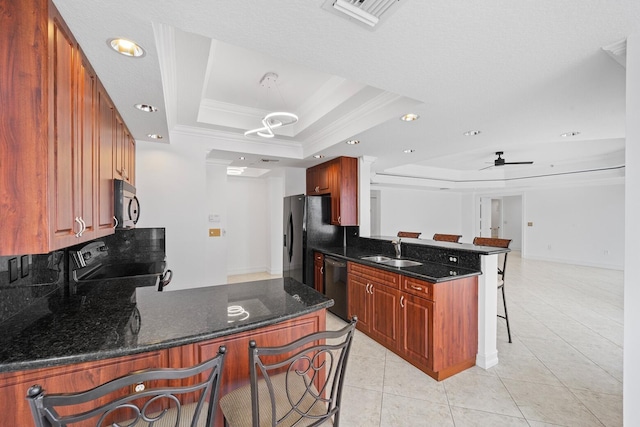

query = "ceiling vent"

[{"left": 322, "top": 0, "right": 405, "bottom": 30}]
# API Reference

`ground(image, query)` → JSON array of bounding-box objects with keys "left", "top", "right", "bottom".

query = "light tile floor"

[{"left": 229, "top": 253, "right": 624, "bottom": 426}]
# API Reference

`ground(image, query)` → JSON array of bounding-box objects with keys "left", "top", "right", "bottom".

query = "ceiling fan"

[{"left": 481, "top": 151, "right": 534, "bottom": 170}]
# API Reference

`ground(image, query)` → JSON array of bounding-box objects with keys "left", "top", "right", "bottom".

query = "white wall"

[
  {"left": 460, "top": 194, "right": 475, "bottom": 244},
  {"left": 226, "top": 176, "right": 269, "bottom": 276},
  {"left": 502, "top": 195, "right": 523, "bottom": 250},
  {"left": 624, "top": 31, "right": 640, "bottom": 426},
  {"left": 135, "top": 139, "right": 218, "bottom": 289},
  {"left": 374, "top": 187, "right": 463, "bottom": 239},
  {"left": 523, "top": 184, "right": 624, "bottom": 269},
  {"left": 204, "top": 159, "right": 230, "bottom": 286},
  {"left": 284, "top": 167, "right": 306, "bottom": 197}
]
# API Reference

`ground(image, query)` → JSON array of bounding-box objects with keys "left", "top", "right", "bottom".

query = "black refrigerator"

[{"left": 283, "top": 195, "right": 343, "bottom": 287}]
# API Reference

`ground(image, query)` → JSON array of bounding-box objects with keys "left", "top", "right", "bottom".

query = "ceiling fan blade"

[
  {"left": 503, "top": 161, "right": 534, "bottom": 165},
  {"left": 479, "top": 164, "right": 495, "bottom": 171}
]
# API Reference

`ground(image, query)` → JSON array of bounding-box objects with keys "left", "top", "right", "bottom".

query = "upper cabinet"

[
  {"left": 306, "top": 157, "right": 358, "bottom": 226},
  {"left": 0, "top": 0, "right": 133, "bottom": 256}
]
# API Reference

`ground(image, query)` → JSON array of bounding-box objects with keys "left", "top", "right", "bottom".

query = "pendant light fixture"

[{"left": 245, "top": 72, "right": 298, "bottom": 138}]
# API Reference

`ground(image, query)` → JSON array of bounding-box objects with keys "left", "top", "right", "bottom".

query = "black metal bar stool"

[{"left": 27, "top": 346, "right": 226, "bottom": 427}]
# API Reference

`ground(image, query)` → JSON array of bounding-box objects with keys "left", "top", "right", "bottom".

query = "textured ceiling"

[{"left": 51, "top": 0, "right": 639, "bottom": 189}]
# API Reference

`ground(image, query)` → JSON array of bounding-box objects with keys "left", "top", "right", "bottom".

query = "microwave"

[{"left": 114, "top": 179, "right": 140, "bottom": 229}]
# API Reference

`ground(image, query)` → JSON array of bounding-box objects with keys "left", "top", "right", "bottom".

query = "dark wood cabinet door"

[
  {"left": 399, "top": 293, "right": 433, "bottom": 370},
  {"left": 347, "top": 275, "right": 371, "bottom": 334},
  {"left": 97, "top": 84, "right": 115, "bottom": 232},
  {"left": 76, "top": 53, "right": 97, "bottom": 239},
  {"left": 314, "top": 252, "right": 324, "bottom": 293},
  {"left": 370, "top": 283, "right": 400, "bottom": 349},
  {"left": 306, "top": 163, "right": 331, "bottom": 195},
  {"left": 49, "top": 13, "right": 77, "bottom": 248},
  {"left": 125, "top": 130, "right": 136, "bottom": 184}
]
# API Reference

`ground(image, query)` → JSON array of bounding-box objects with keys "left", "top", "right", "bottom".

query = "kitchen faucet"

[{"left": 392, "top": 238, "right": 402, "bottom": 258}]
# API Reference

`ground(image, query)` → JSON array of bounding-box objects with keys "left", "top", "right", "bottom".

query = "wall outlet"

[
  {"left": 9, "top": 258, "right": 18, "bottom": 282},
  {"left": 209, "top": 228, "right": 221, "bottom": 237},
  {"left": 20, "top": 255, "right": 29, "bottom": 277}
]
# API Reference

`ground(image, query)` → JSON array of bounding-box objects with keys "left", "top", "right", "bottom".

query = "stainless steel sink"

[
  {"left": 379, "top": 259, "right": 422, "bottom": 268},
  {"left": 360, "top": 255, "right": 422, "bottom": 268},
  {"left": 360, "top": 255, "right": 391, "bottom": 263}
]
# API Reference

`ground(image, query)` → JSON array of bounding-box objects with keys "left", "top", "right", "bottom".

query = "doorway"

[
  {"left": 491, "top": 199, "right": 502, "bottom": 238},
  {"left": 477, "top": 195, "right": 523, "bottom": 250}
]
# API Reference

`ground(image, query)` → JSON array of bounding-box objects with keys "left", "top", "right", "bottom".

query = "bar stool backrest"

[{"left": 26, "top": 346, "right": 226, "bottom": 427}]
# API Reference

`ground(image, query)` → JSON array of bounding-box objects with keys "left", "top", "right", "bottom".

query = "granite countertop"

[
  {"left": 0, "top": 277, "right": 332, "bottom": 373},
  {"left": 368, "top": 236, "right": 511, "bottom": 255},
  {"left": 315, "top": 246, "right": 482, "bottom": 283}
]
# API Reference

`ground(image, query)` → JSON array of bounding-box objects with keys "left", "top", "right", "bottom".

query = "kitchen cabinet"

[
  {"left": 314, "top": 251, "right": 324, "bottom": 293},
  {"left": 114, "top": 115, "right": 136, "bottom": 184},
  {"left": 347, "top": 261, "right": 478, "bottom": 380},
  {"left": 347, "top": 262, "right": 400, "bottom": 348},
  {"left": 0, "top": 350, "right": 169, "bottom": 427},
  {"left": 306, "top": 156, "right": 358, "bottom": 226},
  {"left": 0, "top": 308, "right": 326, "bottom": 427},
  {"left": 399, "top": 291, "right": 433, "bottom": 369},
  {"left": 97, "top": 82, "right": 117, "bottom": 233},
  {"left": 306, "top": 162, "right": 331, "bottom": 195},
  {"left": 0, "top": 0, "right": 133, "bottom": 255}
]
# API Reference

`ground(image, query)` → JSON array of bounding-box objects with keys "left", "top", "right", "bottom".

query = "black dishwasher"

[{"left": 324, "top": 256, "right": 348, "bottom": 321}]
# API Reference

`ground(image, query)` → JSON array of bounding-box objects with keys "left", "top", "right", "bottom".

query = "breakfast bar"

[{"left": 0, "top": 278, "right": 332, "bottom": 426}]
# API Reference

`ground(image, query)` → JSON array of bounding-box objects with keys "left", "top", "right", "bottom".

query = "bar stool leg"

[{"left": 498, "top": 284, "right": 512, "bottom": 343}]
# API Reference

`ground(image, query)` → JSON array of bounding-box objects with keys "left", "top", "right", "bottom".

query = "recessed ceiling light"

[
  {"left": 313, "top": 154, "right": 325, "bottom": 159},
  {"left": 400, "top": 113, "right": 419, "bottom": 122},
  {"left": 345, "top": 139, "right": 360, "bottom": 145},
  {"left": 108, "top": 38, "right": 145, "bottom": 57},
  {"left": 134, "top": 103, "right": 158, "bottom": 112},
  {"left": 560, "top": 131, "right": 580, "bottom": 137},
  {"left": 239, "top": 156, "right": 245, "bottom": 160},
  {"left": 403, "top": 149, "right": 415, "bottom": 154},
  {"left": 464, "top": 130, "right": 481, "bottom": 136},
  {"left": 147, "top": 134, "right": 163, "bottom": 140}
]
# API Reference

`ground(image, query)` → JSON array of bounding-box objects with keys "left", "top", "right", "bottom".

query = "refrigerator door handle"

[{"left": 288, "top": 212, "right": 294, "bottom": 262}]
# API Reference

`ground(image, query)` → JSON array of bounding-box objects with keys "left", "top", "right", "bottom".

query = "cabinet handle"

[
  {"left": 320, "top": 266, "right": 323, "bottom": 274},
  {"left": 400, "top": 295, "right": 405, "bottom": 308},
  {"left": 78, "top": 217, "right": 86, "bottom": 236},
  {"left": 338, "top": 216, "right": 341, "bottom": 224},
  {"left": 410, "top": 285, "right": 423, "bottom": 291},
  {"left": 315, "top": 186, "right": 319, "bottom": 193},
  {"left": 113, "top": 216, "right": 119, "bottom": 229},
  {"left": 74, "top": 217, "right": 82, "bottom": 238}
]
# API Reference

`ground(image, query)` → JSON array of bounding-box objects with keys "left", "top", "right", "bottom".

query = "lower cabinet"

[
  {"left": 399, "top": 293, "right": 433, "bottom": 369},
  {"left": 313, "top": 251, "right": 324, "bottom": 293},
  {"left": 0, "top": 310, "right": 326, "bottom": 427},
  {"left": 0, "top": 350, "right": 168, "bottom": 427},
  {"left": 347, "top": 261, "right": 477, "bottom": 381}
]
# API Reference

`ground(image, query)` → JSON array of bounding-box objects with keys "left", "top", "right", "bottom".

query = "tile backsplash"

[
  {"left": 0, "top": 251, "right": 65, "bottom": 324},
  {"left": 0, "top": 228, "right": 166, "bottom": 324}
]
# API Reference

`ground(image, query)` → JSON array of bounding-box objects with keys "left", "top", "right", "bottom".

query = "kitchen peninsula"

[
  {"left": 0, "top": 278, "right": 332, "bottom": 426},
  {"left": 315, "top": 235, "right": 509, "bottom": 378}
]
